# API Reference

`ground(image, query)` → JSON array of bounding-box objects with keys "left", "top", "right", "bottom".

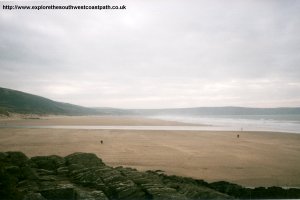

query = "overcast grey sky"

[{"left": 0, "top": 0, "right": 300, "bottom": 108}]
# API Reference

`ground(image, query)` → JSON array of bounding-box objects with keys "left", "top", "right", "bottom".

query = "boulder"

[
  {"left": 69, "top": 167, "right": 109, "bottom": 195},
  {"left": 39, "top": 184, "right": 76, "bottom": 200},
  {"left": 90, "top": 191, "right": 109, "bottom": 200},
  {"left": 30, "top": 155, "right": 65, "bottom": 171},
  {"left": 36, "top": 169, "right": 56, "bottom": 175},
  {"left": 0, "top": 167, "right": 23, "bottom": 200},
  {"left": 209, "top": 181, "right": 250, "bottom": 198},
  {"left": 17, "top": 180, "right": 39, "bottom": 193},
  {"left": 65, "top": 152, "right": 104, "bottom": 167},
  {"left": 23, "top": 193, "right": 47, "bottom": 200},
  {"left": 3, "top": 151, "right": 29, "bottom": 166},
  {"left": 4, "top": 165, "right": 21, "bottom": 177},
  {"left": 76, "top": 189, "right": 109, "bottom": 200},
  {"left": 57, "top": 166, "right": 69, "bottom": 176},
  {"left": 20, "top": 165, "right": 38, "bottom": 180}
]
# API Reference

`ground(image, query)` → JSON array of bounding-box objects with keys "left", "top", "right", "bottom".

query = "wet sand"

[
  {"left": 0, "top": 115, "right": 195, "bottom": 126},
  {"left": 0, "top": 116, "right": 300, "bottom": 187}
]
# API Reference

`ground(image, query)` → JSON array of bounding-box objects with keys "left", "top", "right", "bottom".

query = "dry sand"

[{"left": 0, "top": 116, "right": 300, "bottom": 187}]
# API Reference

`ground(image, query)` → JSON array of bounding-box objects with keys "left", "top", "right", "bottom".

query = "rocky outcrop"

[
  {"left": 209, "top": 181, "right": 300, "bottom": 199},
  {"left": 30, "top": 155, "right": 65, "bottom": 171},
  {"left": 1, "top": 151, "right": 300, "bottom": 200}
]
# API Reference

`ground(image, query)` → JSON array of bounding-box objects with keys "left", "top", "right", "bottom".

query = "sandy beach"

[
  {"left": 0, "top": 115, "right": 195, "bottom": 126},
  {"left": 0, "top": 116, "right": 300, "bottom": 188}
]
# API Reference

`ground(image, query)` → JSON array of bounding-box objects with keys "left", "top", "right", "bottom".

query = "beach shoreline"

[
  {"left": 0, "top": 115, "right": 198, "bottom": 126},
  {"left": 1, "top": 116, "right": 300, "bottom": 188}
]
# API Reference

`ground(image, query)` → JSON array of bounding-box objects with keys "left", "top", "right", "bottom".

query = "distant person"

[
  {"left": 100, "top": 140, "right": 103, "bottom": 144},
  {"left": 237, "top": 134, "right": 240, "bottom": 138}
]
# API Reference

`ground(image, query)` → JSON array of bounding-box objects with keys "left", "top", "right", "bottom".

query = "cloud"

[{"left": 0, "top": 0, "right": 300, "bottom": 108}]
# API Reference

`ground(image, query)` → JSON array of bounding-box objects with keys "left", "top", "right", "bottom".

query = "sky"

[{"left": 0, "top": 0, "right": 300, "bottom": 108}]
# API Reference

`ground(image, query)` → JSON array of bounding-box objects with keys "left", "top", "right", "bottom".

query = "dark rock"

[
  {"left": 251, "top": 186, "right": 291, "bottom": 199},
  {"left": 99, "top": 169, "right": 146, "bottom": 199},
  {"left": 4, "top": 151, "right": 29, "bottom": 166},
  {"left": 0, "top": 152, "right": 7, "bottom": 161},
  {"left": 2, "top": 151, "right": 300, "bottom": 200},
  {"left": 252, "top": 187, "right": 270, "bottom": 199},
  {"left": 57, "top": 166, "right": 69, "bottom": 175},
  {"left": 266, "top": 186, "right": 287, "bottom": 198},
  {"left": 39, "top": 184, "right": 76, "bottom": 200},
  {"left": 65, "top": 152, "right": 104, "bottom": 167},
  {"left": 23, "top": 192, "right": 47, "bottom": 200},
  {"left": 176, "top": 184, "right": 232, "bottom": 199},
  {"left": 144, "top": 182, "right": 192, "bottom": 200},
  {"left": 209, "top": 181, "right": 300, "bottom": 199},
  {"left": 76, "top": 189, "right": 108, "bottom": 200},
  {"left": 69, "top": 166, "right": 110, "bottom": 196},
  {"left": 159, "top": 175, "right": 231, "bottom": 199},
  {"left": 18, "top": 180, "right": 39, "bottom": 193},
  {"left": 38, "top": 175, "right": 58, "bottom": 181},
  {"left": 68, "top": 163, "right": 86, "bottom": 171},
  {"left": 90, "top": 191, "right": 109, "bottom": 200},
  {"left": 112, "top": 180, "right": 145, "bottom": 199},
  {"left": 71, "top": 167, "right": 106, "bottom": 188},
  {"left": 30, "top": 155, "right": 65, "bottom": 171},
  {"left": 69, "top": 165, "right": 146, "bottom": 200},
  {"left": 287, "top": 188, "right": 300, "bottom": 199},
  {"left": 20, "top": 165, "right": 38, "bottom": 180},
  {"left": 117, "top": 168, "right": 187, "bottom": 200},
  {"left": 0, "top": 166, "right": 23, "bottom": 200},
  {"left": 5, "top": 165, "right": 21, "bottom": 177},
  {"left": 210, "top": 181, "right": 250, "bottom": 198},
  {"left": 36, "top": 169, "right": 56, "bottom": 175}
]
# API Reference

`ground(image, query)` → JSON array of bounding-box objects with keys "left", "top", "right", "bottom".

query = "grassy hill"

[
  {"left": 0, "top": 87, "right": 102, "bottom": 115},
  {"left": 1, "top": 87, "right": 299, "bottom": 116}
]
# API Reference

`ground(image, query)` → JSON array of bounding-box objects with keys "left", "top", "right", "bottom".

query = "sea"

[
  {"left": 150, "top": 114, "right": 300, "bottom": 133},
  {"left": 1, "top": 114, "right": 300, "bottom": 133}
]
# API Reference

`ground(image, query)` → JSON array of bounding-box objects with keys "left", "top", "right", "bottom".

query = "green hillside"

[
  {"left": 1, "top": 87, "right": 299, "bottom": 116},
  {"left": 0, "top": 87, "right": 101, "bottom": 115}
]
